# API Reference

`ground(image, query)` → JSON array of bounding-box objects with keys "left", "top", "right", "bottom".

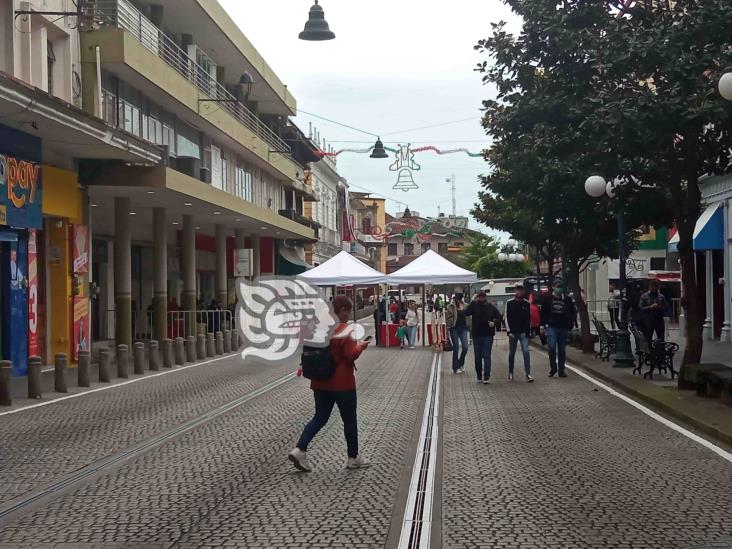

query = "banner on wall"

[
  {"left": 73, "top": 297, "right": 89, "bottom": 361},
  {"left": 28, "top": 229, "right": 39, "bottom": 357},
  {"left": 73, "top": 225, "right": 89, "bottom": 273}
]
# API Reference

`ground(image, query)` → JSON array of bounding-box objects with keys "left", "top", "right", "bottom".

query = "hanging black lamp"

[
  {"left": 299, "top": 1, "right": 335, "bottom": 41},
  {"left": 370, "top": 138, "right": 389, "bottom": 159}
]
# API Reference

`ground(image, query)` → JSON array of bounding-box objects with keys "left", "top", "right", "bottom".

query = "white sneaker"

[
  {"left": 346, "top": 455, "right": 372, "bottom": 469},
  {"left": 409, "top": 346, "right": 416, "bottom": 349},
  {"left": 288, "top": 448, "right": 312, "bottom": 472},
  {"left": 483, "top": 377, "right": 491, "bottom": 384},
  {"left": 508, "top": 373, "right": 514, "bottom": 381},
  {"left": 526, "top": 375, "right": 534, "bottom": 383}
]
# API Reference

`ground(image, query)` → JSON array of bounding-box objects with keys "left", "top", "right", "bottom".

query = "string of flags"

[{"left": 315, "top": 145, "right": 482, "bottom": 158}]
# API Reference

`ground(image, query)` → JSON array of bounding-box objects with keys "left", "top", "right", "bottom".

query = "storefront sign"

[
  {"left": 73, "top": 297, "right": 90, "bottom": 361},
  {"left": 0, "top": 154, "right": 42, "bottom": 228},
  {"left": 28, "top": 229, "right": 40, "bottom": 358},
  {"left": 234, "top": 249, "right": 253, "bottom": 277},
  {"left": 73, "top": 225, "right": 89, "bottom": 273}
]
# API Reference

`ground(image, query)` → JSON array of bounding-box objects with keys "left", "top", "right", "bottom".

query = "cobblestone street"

[{"left": 1, "top": 338, "right": 731, "bottom": 548}]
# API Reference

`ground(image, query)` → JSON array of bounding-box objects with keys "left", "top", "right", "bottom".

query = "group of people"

[
  {"left": 608, "top": 278, "right": 671, "bottom": 345},
  {"left": 445, "top": 284, "right": 577, "bottom": 383}
]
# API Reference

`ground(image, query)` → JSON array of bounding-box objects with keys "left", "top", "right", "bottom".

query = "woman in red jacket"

[{"left": 289, "top": 295, "right": 371, "bottom": 472}]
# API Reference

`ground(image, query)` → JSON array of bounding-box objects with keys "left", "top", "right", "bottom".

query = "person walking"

[
  {"left": 465, "top": 290, "right": 502, "bottom": 384},
  {"left": 505, "top": 283, "right": 534, "bottom": 382},
  {"left": 373, "top": 296, "right": 386, "bottom": 346},
  {"left": 289, "top": 295, "right": 371, "bottom": 472},
  {"left": 446, "top": 294, "right": 469, "bottom": 373},
  {"left": 607, "top": 283, "right": 621, "bottom": 330},
  {"left": 405, "top": 301, "right": 420, "bottom": 349},
  {"left": 639, "top": 279, "right": 668, "bottom": 345},
  {"left": 541, "top": 287, "right": 576, "bottom": 378}
]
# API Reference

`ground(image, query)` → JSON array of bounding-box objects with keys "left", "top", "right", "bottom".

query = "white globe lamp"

[
  {"left": 719, "top": 72, "right": 732, "bottom": 101},
  {"left": 585, "top": 175, "right": 607, "bottom": 198},
  {"left": 516, "top": 254, "right": 525, "bottom": 262},
  {"left": 507, "top": 239, "right": 516, "bottom": 248},
  {"left": 509, "top": 253, "right": 518, "bottom": 262},
  {"left": 498, "top": 252, "right": 508, "bottom": 261}
]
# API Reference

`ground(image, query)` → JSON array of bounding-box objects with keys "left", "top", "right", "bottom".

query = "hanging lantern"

[
  {"left": 299, "top": 1, "right": 336, "bottom": 41},
  {"left": 370, "top": 138, "right": 389, "bottom": 159}
]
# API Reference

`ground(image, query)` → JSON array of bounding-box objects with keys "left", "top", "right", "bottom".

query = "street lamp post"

[{"left": 585, "top": 176, "right": 636, "bottom": 367}]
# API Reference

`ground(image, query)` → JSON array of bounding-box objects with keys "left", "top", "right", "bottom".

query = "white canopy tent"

[
  {"left": 297, "top": 250, "right": 387, "bottom": 286},
  {"left": 387, "top": 250, "right": 478, "bottom": 285}
]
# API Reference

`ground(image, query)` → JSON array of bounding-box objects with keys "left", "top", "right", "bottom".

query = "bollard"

[
  {"left": 99, "top": 349, "right": 111, "bottom": 383},
  {"left": 186, "top": 336, "right": 197, "bottom": 363},
  {"left": 163, "top": 339, "right": 173, "bottom": 368},
  {"left": 134, "top": 342, "right": 146, "bottom": 375},
  {"left": 223, "top": 330, "right": 232, "bottom": 353},
  {"left": 215, "top": 331, "right": 224, "bottom": 355},
  {"left": 196, "top": 334, "right": 206, "bottom": 360},
  {"left": 117, "top": 344, "right": 129, "bottom": 379},
  {"left": 0, "top": 361, "right": 12, "bottom": 406},
  {"left": 149, "top": 340, "right": 160, "bottom": 371},
  {"left": 28, "top": 356, "right": 43, "bottom": 399},
  {"left": 231, "top": 329, "right": 239, "bottom": 351},
  {"left": 54, "top": 353, "right": 68, "bottom": 393},
  {"left": 175, "top": 337, "right": 186, "bottom": 366},
  {"left": 206, "top": 333, "right": 215, "bottom": 358},
  {"left": 78, "top": 350, "right": 91, "bottom": 388}
]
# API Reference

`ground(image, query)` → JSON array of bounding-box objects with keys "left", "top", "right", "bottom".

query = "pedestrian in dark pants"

[
  {"left": 541, "top": 287, "right": 576, "bottom": 378},
  {"left": 639, "top": 280, "right": 667, "bottom": 345},
  {"left": 446, "top": 294, "right": 469, "bottom": 373},
  {"left": 607, "top": 283, "right": 621, "bottom": 330},
  {"left": 373, "top": 297, "right": 386, "bottom": 346},
  {"left": 505, "top": 283, "right": 533, "bottom": 382},
  {"left": 465, "top": 290, "right": 502, "bottom": 384},
  {"left": 289, "top": 295, "right": 371, "bottom": 472}
]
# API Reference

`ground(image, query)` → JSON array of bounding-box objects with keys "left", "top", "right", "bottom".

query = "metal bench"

[
  {"left": 592, "top": 314, "right": 616, "bottom": 362},
  {"left": 629, "top": 324, "right": 679, "bottom": 379}
]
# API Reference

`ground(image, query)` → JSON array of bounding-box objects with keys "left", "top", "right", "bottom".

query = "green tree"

[{"left": 464, "top": 234, "right": 530, "bottom": 279}]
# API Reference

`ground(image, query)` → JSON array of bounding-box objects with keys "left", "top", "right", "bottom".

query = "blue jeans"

[
  {"left": 297, "top": 390, "right": 358, "bottom": 458},
  {"left": 449, "top": 326, "right": 469, "bottom": 372},
  {"left": 473, "top": 336, "right": 494, "bottom": 380},
  {"left": 546, "top": 327, "right": 568, "bottom": 375},
  {"left": 406, "top": 325, "right": 417, "bottom": 346},
  {"left": 508, "top": 333, "right": 531, "bottom": 375}
]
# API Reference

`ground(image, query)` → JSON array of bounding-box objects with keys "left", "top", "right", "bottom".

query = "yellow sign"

[{"left": 0, "top": 205, "right": 6, "bottom": 225}]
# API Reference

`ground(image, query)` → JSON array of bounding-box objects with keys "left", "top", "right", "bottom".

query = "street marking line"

[
  {"left": 0, "top": 371, "right": 296, "bottom": 524},
  {"left": 398, "top": 352, "right": 441, "bottom": 549},
  {"left": 0, "top": 352, "right": 241, "bottom": 417},
  {"left": 565, "top": 362, "right": 732, "bottom": 464}
]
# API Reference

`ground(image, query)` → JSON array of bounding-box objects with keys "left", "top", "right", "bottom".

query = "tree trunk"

[{"left": 568, "top": 264, "right": 593, "bottom": 353}]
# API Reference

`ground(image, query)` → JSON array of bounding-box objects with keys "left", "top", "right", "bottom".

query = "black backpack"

[{"left": 300, "top": 345, "right": 336, "bottom": 380}]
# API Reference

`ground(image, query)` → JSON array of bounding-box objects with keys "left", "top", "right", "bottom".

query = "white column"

[
  {"left": 182, "top": 215, "right": 197, "bottom": 320},
  {"left": 722, "top": 199, "right": 732, "bottom": 342},
  {"left": 153, "top": 208, "right": 167, "bottom": 342},
  {"left": 114, "top": 197, "right": 132, "bottom": 348},
  {"left": 215, "top": 224, "right": 228, "bottom": 307},
  {"left": 703, "top": 249, "right": 714, "bottom": 341}
]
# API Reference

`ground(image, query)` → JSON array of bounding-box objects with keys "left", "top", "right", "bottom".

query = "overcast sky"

[{"left": 219, "top": 0, "right": 521, "bottom": 232}]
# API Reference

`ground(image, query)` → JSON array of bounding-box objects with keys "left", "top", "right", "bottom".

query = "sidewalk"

[{"left": 553, "top": 342, "right": 732, "bottom": 447}]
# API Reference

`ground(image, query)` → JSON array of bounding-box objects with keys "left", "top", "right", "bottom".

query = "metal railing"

[
  {"left": 98, "top": 309, "right": 233, "bottom": 341},
  {"left": 85, "top": 0, "right": 292, "bottom": 157}
]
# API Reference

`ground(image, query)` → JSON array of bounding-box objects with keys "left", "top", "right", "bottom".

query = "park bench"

[
  {"left": 592, "top": 314, "right": 616, "bottom": 362},
  {"left": 629, "top": 324, "right": 679, "bottom": 379}
]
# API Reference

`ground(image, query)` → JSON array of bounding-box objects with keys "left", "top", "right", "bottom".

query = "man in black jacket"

[
  {"left": 465, "top": 290, "right": 503, "bottom": 384},
  {"left": 504, "top": 283, "right": 534, "bottom": 382},
  {"left": 540, "top": 287, "right": 576, "bottom": 378}
]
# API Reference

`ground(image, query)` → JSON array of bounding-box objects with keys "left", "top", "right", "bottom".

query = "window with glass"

[
  {"left": 235, "top": 167, "right": 253, "bottom": 201},
  {"left": 438, "top": 242, "right": 448, "bottom": 254},
  {"left": 176, "top": 121, "right": 200, "bottom": 159},
  {"left": 388, "top": 243, "right": 398, "bottom": 256},
  {"left": 404, "top": 243, "right": 414, "bottom": 256}
]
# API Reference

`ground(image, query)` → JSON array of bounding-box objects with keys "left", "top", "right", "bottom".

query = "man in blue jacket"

[{"left": 504, "top": 283, "right": 534, "bottom": 382}]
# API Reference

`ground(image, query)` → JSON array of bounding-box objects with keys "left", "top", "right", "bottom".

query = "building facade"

[{"left": 344, "top": 192, "right": 386, "bottom": 272}]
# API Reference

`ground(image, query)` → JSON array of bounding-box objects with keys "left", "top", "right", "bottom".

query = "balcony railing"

[{"left": 85, "top": 0, "right": 292, "bottom": 158}]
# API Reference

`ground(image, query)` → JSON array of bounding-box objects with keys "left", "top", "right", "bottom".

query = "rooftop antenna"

[{"left": 447, "top": 174, "right": 456, "bottom": 216}]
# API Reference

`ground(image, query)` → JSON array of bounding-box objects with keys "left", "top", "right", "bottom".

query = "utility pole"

[{"left": 447, "top": 175, "right": 456, "bottom": 217}]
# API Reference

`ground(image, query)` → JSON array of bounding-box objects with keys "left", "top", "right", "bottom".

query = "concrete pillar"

[
  {"left": 235, "top": 228, "right": 247, "bottom": 250},
  {"left": 223, "top": 330, "right": 232, "bottom": 353},
  {"left": 215, "top": 331, "right": 224, "bottom": 355},
  {"left": 196, "top": 334, "right": 206, "bottom": 358},
  {"left": 117, "top": 344, "right": 129, "bottom": 378},
  {"left": 186, "top": 336, "right": 197, "bottom": 363},
  {"left": 216, "top": 224, "right": 228, "bottom": 307},
  {"left": 175, "top": 337, "right": 186, "bottom": 365},
  {"left": 78, "top": 351, "right": 91, "bottom": 388},
  {"left": 721, "top": 198, "right": 731, "bottom": 343},
  {"left": 134, "top": 342, "right": 146, "bottom": 374},
  {"left": 28, "top": 356, "right": 43, "bottom": 398},
  {"left": 163, "top": 339, "right": 173, "bottom": 368},
  {"left": 149, "top": 341, "right": 161, "bottom": 371},
  {"left": 251, "top": 234, "right": 261, "bottom": 279},
  {"left": 182, "top": 215, "right": 197, "bottom": 336},
  {"left": 704, "top": 250, "right": 714, "bottom": 341},
  {"left": 114, "top": 197, "right": 133, "bottom": 349},
  {"left": 54, "top": 354, "right": 68, "bottom": 393},
  {"left": 153, "top": 207, "right": 168, "bottom": 343},
  {"left": 99, "top": 348, "right": 111, "bottom": 382},
  {"left": 206, "top": 332, "right": 215, "bottom": 357}
]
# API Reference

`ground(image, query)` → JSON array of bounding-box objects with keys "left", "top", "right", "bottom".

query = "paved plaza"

[{"left": 0, "top": 337, "right": 730, "bottom": 548}]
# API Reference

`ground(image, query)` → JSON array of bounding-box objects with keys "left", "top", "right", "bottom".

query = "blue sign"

[{"left": 0, "top": 154, "right": 43, "bottom": 229}]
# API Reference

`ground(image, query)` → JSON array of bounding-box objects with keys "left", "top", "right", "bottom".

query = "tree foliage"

[
  {"left": 473, "top": 0, "right": 732, "bottom": 363},
  {"left": 463, "top": 234, "right": 531, "bottom": 280}
]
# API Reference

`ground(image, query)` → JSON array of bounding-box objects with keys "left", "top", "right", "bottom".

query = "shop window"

[
  {"left": 404, "top": 243, "right": 414, "bottom": 256},
  {"left": 388, "top": 243, "right": 398, "bottom": 256}
]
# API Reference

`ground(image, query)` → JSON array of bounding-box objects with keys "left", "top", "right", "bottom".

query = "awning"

[
  {"left": 298, "top": 250, "right": 387, "bottom": 286},
  {"left": 387, "top": 250, "right": 478, "bottom": 285},
  {"left": 668, "top": 203, "right": 724, "bottom": 252},
  {"left": 278, "top": 246, "right": 311, "bottom": 276}
]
